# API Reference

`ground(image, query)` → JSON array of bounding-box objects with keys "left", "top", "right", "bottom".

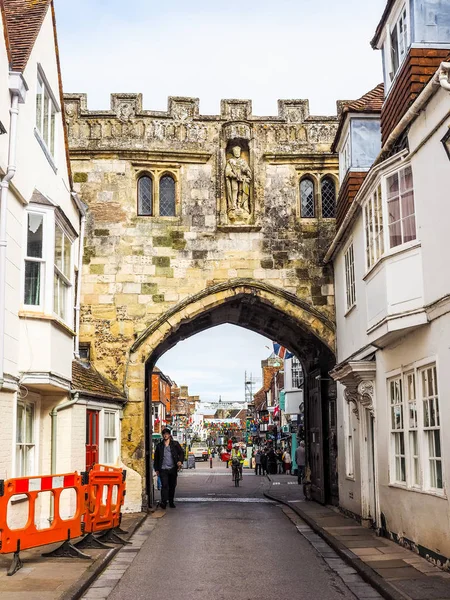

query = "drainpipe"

[
  {"left": 71, "top": 192, "right": 87, "bottom": 358},
  {"left": 0, "top": 72, "right": 27, "bottom": 390},
  {"left": 50, "top": 392, "right": 80, "bottom": 474}
]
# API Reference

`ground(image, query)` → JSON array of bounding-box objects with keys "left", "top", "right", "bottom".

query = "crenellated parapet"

[{"left": 64, "top": 93, "right": 340, "bottom": 154}]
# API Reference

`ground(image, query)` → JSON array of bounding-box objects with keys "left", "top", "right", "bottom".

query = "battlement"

[{"left": 64, "top": 93, "right": 345, "bottom": 123}]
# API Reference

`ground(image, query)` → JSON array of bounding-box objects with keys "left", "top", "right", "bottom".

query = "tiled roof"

[
  {"left": 332, "top": 83, "right": 384, "bottom": 152},
  {"left": 345, "top": 84, "right": 384, "bottom": 113},
  {"left": 72, "top": 360, "right": 127, "bottom": 403},
  {"left": 1, "top": 0, "right": 51, "bottom": 71}
]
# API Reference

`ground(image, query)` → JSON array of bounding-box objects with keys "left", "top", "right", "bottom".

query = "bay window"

[
  {"left": 363, "top": 185, "right": 384, "bottom": 269},
  {"left": 54, "top": 224, "right": 72, "bottom": 321},
  {"left": 390, "top": 6, "right": 408, "bottom": 80}
]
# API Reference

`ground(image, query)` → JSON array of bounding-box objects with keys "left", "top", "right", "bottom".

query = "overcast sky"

[
  {"left": 54, "top": 0, "right": 386, "bottom": 117},
  {"left": 54, "top": 1, "right": 387, "bottom": 400}
]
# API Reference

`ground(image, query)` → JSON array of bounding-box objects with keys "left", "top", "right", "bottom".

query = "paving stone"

[
  {"left": 374, "top": 566, "right": 429, "bottom": 579},
  {"left": 366, "top": 559, "right": 412, "bottom": 569},
  {"left": 352, "top": 548, "right": 384, "bottom": 556},
  {"left": 83, "top": 589, "right": 114, "bottom": 599},
  {"left": 393, "top": 577, "right": 450, "bottom": 599}
]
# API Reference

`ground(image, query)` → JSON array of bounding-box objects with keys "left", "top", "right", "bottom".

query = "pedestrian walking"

[
  {"left": 154, "top": 427, "right": 184, "bottom": 509},
  {"left": 260, "top": 449, "right": 268, "bottom": 475},
  {"left": 283, "top": 448, "right": 292, "bottom": 475},
  {"left": 276, "top": 449, "right": 284, "bottom": 474},
  {"left": 255, "top": 449, "right": 263, "bottom": 475},
  {"left": 295, "top": 441, "right": 305, "bottom": 485}
]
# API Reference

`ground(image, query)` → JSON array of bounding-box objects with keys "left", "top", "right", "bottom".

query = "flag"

[
  {"left": 273, "top": 404, "right": 280, "bottom": 416},
  {"left": 273, "top": 342, "right": 294, "bottom": 360}
]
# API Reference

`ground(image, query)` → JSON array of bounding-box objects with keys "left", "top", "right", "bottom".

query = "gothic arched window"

[
  {"left": 159, "top": 175, "right": 176, "bottom": 217},
  {"left": 300, "top": 178, "right": 315, "bottom": 218},
  {"left": 321, "top": 176, "right": 336, "bottom": 218},
  {"left": 137, "top": 175, "right": 153, "bottom": 216}
]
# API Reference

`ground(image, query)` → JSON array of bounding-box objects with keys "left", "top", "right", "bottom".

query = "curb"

[
  {"left": 62, "top": 513, "right": 148, "bottom": 600},
  {"left": 264, "top": 491, "right": 407, "bottom": 600}
]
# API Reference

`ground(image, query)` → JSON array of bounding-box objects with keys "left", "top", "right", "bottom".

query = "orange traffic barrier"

[
  {"left": 0, "top": 472, "right": 89, "bottom": 575},
  {"left": 77, "top": 464, "right": 128, "bottom": 548}
]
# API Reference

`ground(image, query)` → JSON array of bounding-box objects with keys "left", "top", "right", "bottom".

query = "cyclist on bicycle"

[{"left": 230, "top": 444, "right": 244, "bottom": 480}]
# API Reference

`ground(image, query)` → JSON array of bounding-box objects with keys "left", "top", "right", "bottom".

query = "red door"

[{"left": 86, "top": 409, "right": 99, "bottom": 470}]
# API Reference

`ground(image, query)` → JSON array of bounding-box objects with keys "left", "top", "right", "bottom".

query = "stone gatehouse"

[{"left": 65, "top": 93, "right": 340, "bottom": 508}]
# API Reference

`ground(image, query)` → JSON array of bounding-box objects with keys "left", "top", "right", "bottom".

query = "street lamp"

[{"left": 441, "top": 126, "right": 450, "bottom": 160}]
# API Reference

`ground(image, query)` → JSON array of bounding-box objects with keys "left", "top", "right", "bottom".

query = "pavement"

[
  {"left": 0, "top": 512, "right": 147, "bottom": 600},
  {"left": 265, "top": 472, "right": 450, "bottom": 600}
]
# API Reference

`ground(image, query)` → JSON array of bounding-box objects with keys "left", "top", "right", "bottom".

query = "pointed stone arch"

[{"left": 124, "top": 278, "right": 335, "bottom": 402}]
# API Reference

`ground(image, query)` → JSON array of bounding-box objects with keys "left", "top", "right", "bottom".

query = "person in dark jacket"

[{"left": 154, "top": 428, "right": 184, "bottom": 509}]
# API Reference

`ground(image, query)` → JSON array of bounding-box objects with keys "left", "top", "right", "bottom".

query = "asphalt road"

[{"left": 108, "top": 462, "right": 357, "bottom": 600}]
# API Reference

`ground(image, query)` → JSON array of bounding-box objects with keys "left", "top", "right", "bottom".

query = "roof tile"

[
  {"left": 2, "top": 0, "right": 51, "bottom": 71},
  {"left": 72, "top": 360, "right": 127, "bottom": 403}
]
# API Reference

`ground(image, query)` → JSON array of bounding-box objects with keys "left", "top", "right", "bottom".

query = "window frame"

[
  {"left": 14, "top": 395, "right": 40, "bottom": 478},
  {"left": 339, "top": 131, "right": 351, "bottom": 182},
  {"left": 344, "top": 242, "right": 356, "bottom": 313},
  {"left": 102, "top": 409, "right": 119, "bottom": 465},
  {"left": 321, "top": 175, "right": 336, "bottom": 219},
  {"left": 363, "top": 184, "right": 384, "bottom": 271},
  {"left": 385, "top": 164, "right": 416, "bottom": 250},
  {"left": 136, "top": 169, "right": 179, "bottom": 218},
  {"left": 35, "top": 65, "right": 60, "bottom": 164},
  {"left": 53, "top": 221, "right": 74, "bottom": 323},
  {"left": 22, "top": 207, "right": 75, "bottom": 328},
  {"left": 387, "top": 361, "right": 444, "bottom": 496},
  {"left": 291, "top": 356, "right": 304, "bottom": 389},
  {"left": 24, "top": 210, "right": 47, "bottom": 311},
  {"left": 382, "top": 2, "right": 411, "bottom": 92},
  {"left": 299, "top": 176, "right": 315, "bottom": 218},
  {"left": 345, "top": 399, "right": 355, "bottom": 480}
]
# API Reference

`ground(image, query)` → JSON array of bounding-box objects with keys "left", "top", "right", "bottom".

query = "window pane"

[
  {"left": 55, "top": 225, "right": 63, "bottom": 271},
  {"left": 54, "top": 274, "right": 67, "bottom": 320},
  {"left": 300, "top": 179, "right": 314, "bottom": 218},
  {"left": 36, "top": 77, "right": 43, "bottom": 131},
  {"left": 138, "top": 176, "right": 153, "bottom": 215},
  {"left": 159, "top": 175, "right": 176, "bottom": 216},
  {"left": 389, "top": 221, "right": 402, "bottom": 248},
  {"left": 321, "top": 177, "right": 335, "bottom": 218},
  {"left": 387, "top": 173, "right": 399, "bottom": 199},
  {"left": 388, "top": 198, "right": 400, "bottom": 223},
  {"left": 436, "top": 460, "right": 443, "bottom": 489},
  {"left": 27, "top": 214, "right": 44, "bottom": 258},
  {"left": 24, "top": 261, "right": 41, "bottom": 305},
  {"left": 25, "top": 404, "right": 34, "bottom": 443},
  {"left": 63, "top": 233, "right": 71, "bottom": 278},
  {"left": 17, "top": 404, "right": 24, "bottom": 443},
  {"left": 43, "top": 87, "right": 50, "bottom": 145},
  {"left": 50, "top": 103, "right": 56, "bottom": 156}
]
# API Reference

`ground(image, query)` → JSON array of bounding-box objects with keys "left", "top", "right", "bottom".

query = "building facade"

[{"left": 328, "top": 0, "right": 450, "bottom": 565}]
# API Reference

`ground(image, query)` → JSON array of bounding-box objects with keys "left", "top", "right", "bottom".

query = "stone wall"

[{"left": 66, "top": 93, "right": 340, "bottom": 487}]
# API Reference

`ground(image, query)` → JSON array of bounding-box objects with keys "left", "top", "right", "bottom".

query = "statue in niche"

[{"left": 225, "top": 145, "right": 252, "bottom": 222}]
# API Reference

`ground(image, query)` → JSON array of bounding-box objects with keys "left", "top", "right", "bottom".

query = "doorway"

[{"left": 86, "top": 409, "right": 99, "bottom": 470}]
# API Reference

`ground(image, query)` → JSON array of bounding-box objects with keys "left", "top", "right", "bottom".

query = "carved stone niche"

[
  {"left": 278, "top": 99, "right": 310, "bottom": 123},
  {"left": 168, "top": 97, "right": 199, "bottom": 121},
  {"left": 219, "top": 121, "right": 255, "bottom": 227},
  {"left": 111, "top": 94, "right": 143, "bottom": 122},
  {"left": 220, "top": 99, "right": 252, "bottom": 121}
]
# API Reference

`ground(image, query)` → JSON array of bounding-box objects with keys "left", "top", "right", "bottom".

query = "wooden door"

[
  {"left": 308, "top": 369, "right": 325, "bottom": 503},
  {"left": 86, "top": 409, "right": 99, "bottom": 470}
]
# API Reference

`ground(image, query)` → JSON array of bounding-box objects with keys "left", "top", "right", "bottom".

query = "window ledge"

[
  {"left": 345, "top": 475, "right": 356, "bottom": 482},
  {"left": 388, "top": 483, "right": 447, "bottom": 499},
  {"left": 34, "top": 128, "right": 57, "bottom": 174},
  {"left": 344, "top": 304, "right": 357, "bottom": 318},
  {"left": 19, "top": 310, "right": 75, "bottom": 336},
  {"left": 363, "top": 240, "right": 422, "bottom": 282}
]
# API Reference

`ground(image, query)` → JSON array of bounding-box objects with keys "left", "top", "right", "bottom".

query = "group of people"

[{"left": 253, "top": 441, "right": 305, "bottom": 484}]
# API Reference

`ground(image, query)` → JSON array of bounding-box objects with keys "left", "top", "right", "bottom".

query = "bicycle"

[{"left": 231, "top": 459, "right": 242, "bottom": 487}]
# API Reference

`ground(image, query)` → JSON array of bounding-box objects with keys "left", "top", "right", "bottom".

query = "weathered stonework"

[{"left": 66, "top": 93, "right": 340, "bottom": 503}]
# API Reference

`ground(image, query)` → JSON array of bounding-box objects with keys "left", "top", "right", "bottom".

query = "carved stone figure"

[{"left": 225, "top": 145, "right": 252, "bottom": 221}]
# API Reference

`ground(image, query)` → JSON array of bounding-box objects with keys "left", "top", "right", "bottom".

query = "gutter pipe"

[
  {"left": 50, "top": 392, "right": 80, "bottom": 474},
  {"left": 72, "top": 192, "right": 87, "bottom": 359},
  {"left": 0, "top": 73, "right": 26, "bottom": 389},
  {"left": 324, "top": 62, "right": 450, "bottom": 263}
]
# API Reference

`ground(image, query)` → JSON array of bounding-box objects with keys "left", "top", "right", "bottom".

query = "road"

[{"left": 105, "top": 461, "right": 361, "bottom": 600}]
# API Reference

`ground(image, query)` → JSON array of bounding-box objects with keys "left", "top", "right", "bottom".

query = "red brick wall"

[{"left": 336, "top": 171, "right": 368, "bottom": 230}]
